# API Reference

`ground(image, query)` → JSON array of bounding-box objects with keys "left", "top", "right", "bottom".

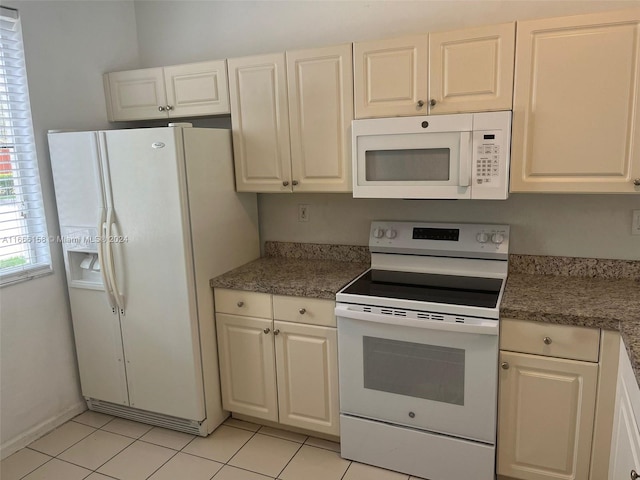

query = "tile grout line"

[
  {"left": 274, "top": 440, "right": 305, "bottom": 480},
  {"left": 141, "top": 445, "right": 180, "bottom": 480},
  {"left": 14, "top": 417, "right": 345, "bottom": 480},
  {"left": 27, "top": 420, "right": 98, "bottom": 460},
  {"left": 15, "top": 455, "right": 55, "bottom": 480}
]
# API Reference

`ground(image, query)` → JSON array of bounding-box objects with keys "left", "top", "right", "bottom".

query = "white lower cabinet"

[
  {"left": 214, "top": 289, "right": 340, "bottom": 436},
  {"left": 216, "top": 313, "right": 278, "bottom": 421},
  {"left": 498, "top": 319, "right": 600, "bottom": 480},
  {"left": 609, "top": 339, "right": 640, "bottom": 480}
]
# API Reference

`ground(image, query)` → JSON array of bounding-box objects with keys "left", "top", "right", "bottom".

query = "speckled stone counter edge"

[
  {"left": 509, "top": 254, "right": 640, "bottom": 280},
  {"left": 264, "top": 244, "right": 639, "bottom": 280},
  {"left": 264, "top": 241, "right": 370, "bottom": 263}
]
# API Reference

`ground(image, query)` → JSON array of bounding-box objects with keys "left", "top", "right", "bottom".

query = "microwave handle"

[{"left": 459, "top": 132, "right": 472, "bottom": 187}]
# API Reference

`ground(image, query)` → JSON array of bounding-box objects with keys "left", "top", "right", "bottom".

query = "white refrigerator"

[{"left": 48, "top": 125, "right": 259, "bottom": 435}]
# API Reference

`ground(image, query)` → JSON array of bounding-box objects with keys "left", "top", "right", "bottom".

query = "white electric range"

[{"left": 336, "top": 221, "right": 509, "bottom": 480}]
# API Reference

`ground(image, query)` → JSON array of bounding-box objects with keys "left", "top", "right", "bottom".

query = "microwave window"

[{"left": 365, "top": 148, "right": 450, "bottom": 182}]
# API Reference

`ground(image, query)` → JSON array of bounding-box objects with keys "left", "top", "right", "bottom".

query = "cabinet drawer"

[
  {"left": 273, "top": 295, "right": 336, "bottom": 327},
  {"left": 214, "top": 289, "right": 272, "bottom": 318},
  {"left": 500, "top": 318, "right": 600, "bottom": 362}
]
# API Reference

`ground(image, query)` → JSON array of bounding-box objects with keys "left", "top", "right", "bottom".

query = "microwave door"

[{"left": 355, "top": 132, "right": 470, "bottom": 199}]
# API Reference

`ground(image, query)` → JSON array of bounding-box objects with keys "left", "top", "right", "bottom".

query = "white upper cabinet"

[
  {"left": 228, "top": 53, "right": 292, "bottom": 192},
  {"left": 228, "top": 45, "right": 353, "bottom": 193},
  {"left": 104, "top": 60, "right": 230, "bottom": 121},
  {"left": 163, "top": 61, "right": 230, "bottom": 118},
  {"left": 510, "top": 9, "right": 640, "bottom": 193},
  {"left": 105, "top": 67, "right": 167, "bottom": 121},
  {"left": 286, "top": 44, "right": 353, "bottom": 192},
  {"left": 429, "top": 22, "right": 515, "bottom": 115},
  {"left": 354, "top": 34, "right": 429, "bottom": 119},
  {"left": 353, "top": 23, "right": 515, "bottom": 119}
]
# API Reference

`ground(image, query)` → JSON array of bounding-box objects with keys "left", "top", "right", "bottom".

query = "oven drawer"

[
  {"left": 500, "top": 318, "right": 600, "bottom": 362},
  {"left": 214, "top": 288, "right": 272, "bottom": 319},
  {"left": 273, "top": 295, "right": 336, "bottom": 327}
]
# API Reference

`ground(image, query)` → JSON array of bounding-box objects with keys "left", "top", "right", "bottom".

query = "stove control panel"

[{"left": 370, "top": 221, "right": 510, "bottom": 259}]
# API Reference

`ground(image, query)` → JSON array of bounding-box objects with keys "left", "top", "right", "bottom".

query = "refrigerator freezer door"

[
  {"left": 48, "top": 132, "right": 107, "bottom": 230},
  {"left": 68, "top": 288, "right": 129, "bottom": 405},
  {"left": 103, "top": 128, "right": 205, "bottom": 421}
]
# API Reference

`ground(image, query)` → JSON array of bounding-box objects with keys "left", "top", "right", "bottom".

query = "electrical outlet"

[
  {"left": 633, "top": 210, "right": 640, "bottom": 236},
  {"left": 298, "top": 204, "right": 309, "bottom": 222}
]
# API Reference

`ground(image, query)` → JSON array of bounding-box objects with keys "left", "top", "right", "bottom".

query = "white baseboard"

[{"left": 0, "top": 400, "right": 87, "bottom": 460}]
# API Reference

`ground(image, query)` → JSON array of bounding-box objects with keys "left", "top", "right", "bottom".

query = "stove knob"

[
  {"left": 372, "top": 227, "right": 385, "bottom": 239},
  {"left": 476, "top": 232, "right": 489, "bottom": 244},
  {"left": 385, "top": 229, "right": 397, "bottom": 239},
  {"left": 491, "top": 233, "right": 505, "bottom": 245}
]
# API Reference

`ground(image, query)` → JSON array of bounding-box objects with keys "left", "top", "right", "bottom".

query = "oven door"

[{"left": 336, "top": 306, "right": 498, "bottom": 444}]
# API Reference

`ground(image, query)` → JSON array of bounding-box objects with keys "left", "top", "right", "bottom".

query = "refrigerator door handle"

[
  {"left": 97, "top": 208, "right": 117, "bottom": 310},
  {"left": 105, "top": 207, "right": 125, "bottom": 313}
]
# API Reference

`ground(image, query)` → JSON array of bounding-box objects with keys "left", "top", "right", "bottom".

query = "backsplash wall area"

[{"left": 258, "top": 193, "right": 640, "bottom": 261}]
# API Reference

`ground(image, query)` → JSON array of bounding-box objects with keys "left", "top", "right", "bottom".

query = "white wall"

[
  {"left": 134, "top": 0, "right": 640, "bottom": 261},
  {"left": 0, "top": 0, "right": 139, "bottom": 457},
  {"left": 259, "top": 193, "right": 640, "bottom": 260},
  {"left": 134, "top": 0, "right": 640, "bottom": 66}
]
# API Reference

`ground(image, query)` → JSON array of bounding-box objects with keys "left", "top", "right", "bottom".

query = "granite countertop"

[
  {"left": 210, "top": 241, "right": 370, "bottom": 299},
  {"left": 502, "top": 256, "right": 640, "bottom": 382},
  {"left": 210, "top": 256, "right": 369, "bottom": 299}
]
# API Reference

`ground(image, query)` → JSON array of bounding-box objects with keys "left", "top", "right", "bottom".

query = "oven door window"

[
  {"left": 357, "top": 132, "right": 461, "bottom": 186},
  {"left": 363, "top": 336, "right": 464, "bottom": 405}
]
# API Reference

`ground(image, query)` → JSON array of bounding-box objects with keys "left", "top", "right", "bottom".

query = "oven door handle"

[{"left": 335, "top": 304, "right": 499, "bottom": 336}]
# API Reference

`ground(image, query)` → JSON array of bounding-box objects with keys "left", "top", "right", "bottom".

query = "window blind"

[{"left": 0, "top": 6, "right": 51, "bottom": 286}]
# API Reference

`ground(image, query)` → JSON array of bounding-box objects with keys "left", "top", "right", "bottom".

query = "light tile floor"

[{"left": 1, "top": 412, "right": 426, "bottom": 480}]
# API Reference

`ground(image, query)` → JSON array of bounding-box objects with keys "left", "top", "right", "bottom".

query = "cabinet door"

[
  {"left": 511, "top": 9, "right": 640, "bottom": 193},
  {"left": 497, "top": 351, "right": 598, "bottom": 480},
  {"left": 228, "top": 54, "right": 292, "bottom": 192},
  {"left": 429, "top": 23, "right": 515, "bottom": 115},
  {"left": 164, "top": 60, "right": 230, "bottom": 117},
  {"left": 609, "top": 342, "right": 640, "bottom": 479},
  {"left": 104, "top": 68, "right": 167, "bottom": 121},
  {"left": 274, "top": 321, "right": 339, "bottom": 436},
  {"left": 354, "top": 34, "right": 429, "bottom": 119},
  {"left": 287, "top": 44, "right": 353, "bottom": 192},
  {"left": 216, "top": 313, "right": 278, "bottom": 422}
]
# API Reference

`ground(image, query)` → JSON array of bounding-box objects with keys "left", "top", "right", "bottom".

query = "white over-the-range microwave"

[{"left": 352, "top": 111, "right": 512, "bottom": 199}]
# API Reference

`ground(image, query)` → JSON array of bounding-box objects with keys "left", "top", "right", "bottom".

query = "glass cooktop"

[{"left": 341, "top": 269, "right": 503, "bottom": 308}]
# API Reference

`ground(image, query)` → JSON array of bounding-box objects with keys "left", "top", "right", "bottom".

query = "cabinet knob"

[
  {"left": 299, "top": 308, "right": 306, "bottom": 315},
  {"left": 237, "top": 301, "right": 244, "bottom": 307},
  {"left": 634, "top": 179, "right": 640, "bottom": 186},
  {"left": 263, "top": 328, "right": 270, "bottom": 334},
  {"left": 166, "top": 105, "right": 174, "bottom": 111},
  {"left": 282, "top": 181, "right": 289, "bottom": 187},
  {"left": 543, "top": 336, "right": 552, "bottom": 345},
  {"left": 292, "top": 180, "right": 299, "bottom": 186},
  {"left": 429, "top": 99, "right": 437, "bottom": 107},
  {"left": 158, "top": 106, "right": 166, "bottom": 112},
  {"left": 273, "top": 329, "right": 280, "bottom": 335},
  {"left": 630, "top": 470, "right": 639, "bottom": 480},
  {"left": 501, "top": 362, "right": 510, "bottom": 370},
  {"left": 416, "top": 100, "right": 425, "bottom": 108}
]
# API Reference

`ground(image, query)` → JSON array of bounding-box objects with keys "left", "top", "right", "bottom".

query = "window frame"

[{"left": 0, "top": 6, "right": 52, "bottom": 286}]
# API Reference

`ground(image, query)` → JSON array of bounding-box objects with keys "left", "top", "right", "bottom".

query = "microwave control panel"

[
  {"left": 472, "top": 130, "right": 503, "bottom": 185},
  {"left": 470, "top": 110, "right": 511, "bottom": 199}
]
